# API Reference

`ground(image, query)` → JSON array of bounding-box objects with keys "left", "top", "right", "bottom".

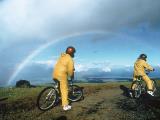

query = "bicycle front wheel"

[
  {"left": 152, "top": 79, "right": 160, "bottom": 96},
  {"left": 68, "top": 85, "right": 83, "bottom": 102},
  {"left": 37, "top": 87, "right": 58, "bottom": 111}
]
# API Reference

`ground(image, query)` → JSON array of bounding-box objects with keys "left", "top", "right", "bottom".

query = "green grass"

[{"left": 0, "top": 87, "right": 45, "bottom": 102}]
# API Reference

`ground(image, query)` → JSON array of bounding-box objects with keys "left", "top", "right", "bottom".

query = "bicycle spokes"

[
  {"left": 37, "top": 87, "right": 58, "bottom": 111},
  {"left": 46, "top": 89, "right": 55, "bottom": 99}
]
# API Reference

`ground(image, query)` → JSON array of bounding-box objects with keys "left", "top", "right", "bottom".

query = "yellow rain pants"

[
  {"left": 132, "top": 59, "right": 154, "bottom": 90},
  {"left": 53, "top": 53, "right": 74, "bottom": 106}
]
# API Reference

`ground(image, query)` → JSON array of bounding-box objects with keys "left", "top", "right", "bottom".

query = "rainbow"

[{"left": 7, "top": 31, "right": 113, "bottom": 85}]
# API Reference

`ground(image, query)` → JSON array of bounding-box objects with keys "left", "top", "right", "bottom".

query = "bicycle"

[
  {"left": 37, "top": 78, "right": 83, "bottom": 111},
  {"left": 131, "top": 71, "right": 159, "bottom": 98}
]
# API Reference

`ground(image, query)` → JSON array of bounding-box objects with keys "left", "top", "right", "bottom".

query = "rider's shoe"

[
  {"left": 63, "top": 105, "right": 71, "bottom": 111},
  {"left": 129, "top": 91, "right": 133, "bottom": 98},
  {"left": 147, "top": 91, "right": 154, "bottom": 97}
]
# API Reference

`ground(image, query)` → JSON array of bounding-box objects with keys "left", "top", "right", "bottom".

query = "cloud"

[
  {"left": 0, "top": 0, "right": 90, "bottom": 43},
  {"left": 75, "top": 64, "right": 89, "bottom": 72},
  {"left": 0, "top": 0, "right": 160, "bottom": 44},
  {"left": 1, "top": 0, "right": 160, "bottom": 60},
  {"left": 75, "top": 60, "right": 112, "bottom": 72},
  {"left": 33, "top": 59, "right": 56, "bottom": 68},
  {"left": 1, "top": 0, "right": 160, "bottom": 56},
  {"left": 30, "top": 59, "right": 112, "bottom": 73},
  {"left": 102, "top": 67, "right": 111, "bottom": 72}
]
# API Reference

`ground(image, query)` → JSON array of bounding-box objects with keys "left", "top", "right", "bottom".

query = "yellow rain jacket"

[
  {"left": 53, "top": 53, "right": 74, "bottom": 106},
  {"left": 133, "top": 59, "right": 154, "bottom": 90},
  {"left": 133, "top": 59, "right": 153, "bottom": 77}
]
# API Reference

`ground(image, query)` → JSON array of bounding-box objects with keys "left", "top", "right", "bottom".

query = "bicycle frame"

[
  {"left": 53, "top": 78, "right": 79, "bottom": 97},
  {"left": 135, "top": 78, "right": 146, "bottom": 93}
]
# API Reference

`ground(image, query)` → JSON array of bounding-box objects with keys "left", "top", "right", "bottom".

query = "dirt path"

[
  {"left": 34, "top": 87, "right": 127, "bottom": 120},
  {"left": 72, "top": 88, "right": 124, "bottom": 120}
]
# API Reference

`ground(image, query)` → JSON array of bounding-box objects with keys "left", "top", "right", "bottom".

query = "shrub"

[{"left": 16, "top": 80, "right": 31, "bottom": 88}]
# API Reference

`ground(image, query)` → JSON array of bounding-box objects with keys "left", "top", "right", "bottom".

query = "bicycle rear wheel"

[
  {"left": 37, "top": 87, "right": 58, "bottom": 111},
  {"left": 132, "top": 81, "right": 142, "bottom": 98},
  {"left": 68, "top": 85, "right": 83, "bottom": 102}
]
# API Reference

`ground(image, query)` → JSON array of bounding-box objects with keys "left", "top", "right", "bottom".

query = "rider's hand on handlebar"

[
  {"left": 145, "top": 69, "right": 154, "bottom": 75},
  {"left": 71, "top": 74, "right": 74, "bottom": 80}
]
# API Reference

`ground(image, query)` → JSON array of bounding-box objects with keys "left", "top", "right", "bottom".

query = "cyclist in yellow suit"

[
  {"left": 132, "top": 54, "right": 154, "bottom": 96},
  {"left": 53, "top": 46, "right": 75, "bottom": 111}
]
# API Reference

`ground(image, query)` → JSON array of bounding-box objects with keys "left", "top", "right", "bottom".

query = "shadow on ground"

[{"left": 120, "top": 85, "right": 132, "bottom": 98}]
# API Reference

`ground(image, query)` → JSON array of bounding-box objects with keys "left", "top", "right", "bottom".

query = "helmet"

[
  {"left": 65, "top": 46, "right": 76, "bottom": 57},
  {"left": 139, "top": 54, "right": 147, "bottom": 60}
]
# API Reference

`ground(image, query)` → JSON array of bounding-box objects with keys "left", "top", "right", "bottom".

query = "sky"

[{"left": 0, "top": 0, "right": 160, "bottom": 86}]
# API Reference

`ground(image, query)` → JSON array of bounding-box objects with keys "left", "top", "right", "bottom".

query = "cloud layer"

[{"left": 0, "top": 0, "right": 160, "bottom": 44}]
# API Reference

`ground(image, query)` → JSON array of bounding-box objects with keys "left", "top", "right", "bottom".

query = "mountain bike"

[
  {"left": 131, "top": 71, "right": 159, "bottom": 98},
  {"left": 37, "top": 78, "right": 83, "bottom": 111}
]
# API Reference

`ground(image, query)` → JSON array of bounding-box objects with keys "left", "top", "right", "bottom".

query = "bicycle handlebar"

[{"left": 145, "top": 69, "right": 155, "bottom": 75}]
